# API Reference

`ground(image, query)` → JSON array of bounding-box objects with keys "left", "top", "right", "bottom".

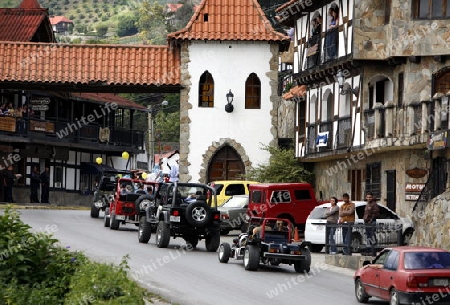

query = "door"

[
  {"left": 207, "top": 145, "right": 244, "bottom": 182},
  {"left": 386, "top": 170, "right": 396, "bottom": 212},
  {"left": 432, "top": 157, "right": 446, "bottom": 197}
]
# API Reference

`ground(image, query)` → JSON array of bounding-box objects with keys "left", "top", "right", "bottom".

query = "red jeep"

[{"left": 104, "top": 178, "right": 158, "bottom": 230}]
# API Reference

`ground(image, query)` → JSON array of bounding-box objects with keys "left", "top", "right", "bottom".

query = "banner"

[{"left": 316, "top": 131, "right": 329, "bottom": 147}]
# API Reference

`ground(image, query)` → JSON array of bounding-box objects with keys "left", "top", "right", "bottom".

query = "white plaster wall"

[{"left": 187, "top": 42, "right": 274, "bottom": 182}]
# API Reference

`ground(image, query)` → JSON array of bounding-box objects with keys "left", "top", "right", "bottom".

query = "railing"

[
  {"left": 364, "top": 110, "right": 375, "bottom": 140},
  {"left": 325, "top": 222, "right": 403, "bottom": 256},
  {"left": 306, "top": 125, "right": 316, "bottom": 154},
  {"left": 323, "top": 27, "right": 338, "bottom": 63},
  {"left": 412, "top": 104, "right": 422, "bottom": 135},
  {"left": 336, "top": 117, "right": 352, "bottom": 149},
  {"left": 318, "top": 121, "right": 333, "bottom": 151},
  {"left": 0, "top": 115, "right": 143, "bottom": 148},
  {"left": 306, "top": 34, "right": 321, "bottom": 69}
]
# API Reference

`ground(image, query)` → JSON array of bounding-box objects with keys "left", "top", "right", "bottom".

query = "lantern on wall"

[
  {"left": 122, "top": 151, "right": 129, "bottom": 160},
  {"left": 95, "top": 157, "right": 103, "bottom": 165}
]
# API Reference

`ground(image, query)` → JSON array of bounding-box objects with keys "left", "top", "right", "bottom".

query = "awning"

[{"left": 80, "top": 162, "right": 118, "bottom": 175}]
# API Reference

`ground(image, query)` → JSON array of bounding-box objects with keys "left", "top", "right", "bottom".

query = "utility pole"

[{"left": 147, "top": 105, "right": 154, "bottom": 171}]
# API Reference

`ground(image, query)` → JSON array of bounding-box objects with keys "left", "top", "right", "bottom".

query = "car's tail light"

[
  {"left": 213, "top": 213, "right": 220, "bottom": 220},
  {"left": 269, "top": 248, "right": 279, "bottom": 253},
  {"left": 172, "top": 210, "right": 180, "bottom": 216},
  {"left": 407, "top": 275, "right": 429, "bottom": 288},
  {"left": 291, "top": 250, "right": 301, "bottom": 255},
  {"left": 221, "top": 214, "right": 229, "bottom": 220}
]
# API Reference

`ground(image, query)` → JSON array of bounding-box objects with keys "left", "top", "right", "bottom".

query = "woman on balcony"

[{"left": 324, "top": 4, "right": 339, "bottom": 62}]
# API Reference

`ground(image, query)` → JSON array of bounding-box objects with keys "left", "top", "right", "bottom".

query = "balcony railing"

[
  {"left": 306, "top": 34, "right": 321, "bottom": 69},
  {"left": 306, "top": 124, "right": 316, "bottom": 154},
  {"left": 0, "top": 115, "right": 143, "bottom": 149},
  {"left": 364, "top": 110, "right": 375, "bottom": 140},
  {"left": 412, "top": 104, "right": 422, "bottom": 135},
  {"left": 336, "top": 117, "right": 352, "bottom": 149},
  {"left": 323, "top": 27, "right": 338, "bottom": 64}
]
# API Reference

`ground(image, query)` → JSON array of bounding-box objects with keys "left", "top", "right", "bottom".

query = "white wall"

[{"left": 187, "top": 41, "right": 274, "bottom": 182}]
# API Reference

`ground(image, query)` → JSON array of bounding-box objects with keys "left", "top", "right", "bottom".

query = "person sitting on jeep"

[
  {"left": 136, "top": 183, "right": 146, "bottom": 195},
  {"left": 120, "top": 183, "right": 129, "bottom": 195},
  {"left": 274, "top": 220, "right": 289, "bottom": 232}
]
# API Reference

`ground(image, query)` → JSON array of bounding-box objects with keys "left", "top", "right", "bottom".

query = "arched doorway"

[{"left": 207, "top": 145, "right": 244, "bottom": 182}]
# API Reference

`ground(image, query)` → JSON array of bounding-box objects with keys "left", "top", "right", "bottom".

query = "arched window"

[
  {"left": 199, "top": 71, "right": 214, "bottom": 107},
  {"left": 245, "top": 73, "right": 261, "bottom": 109}
]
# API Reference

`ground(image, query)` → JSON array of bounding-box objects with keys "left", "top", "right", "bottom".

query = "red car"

[{"left": 354, "top": 246, "right": 450, "bottom": 305}]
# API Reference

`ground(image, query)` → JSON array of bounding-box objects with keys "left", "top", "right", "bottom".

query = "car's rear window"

[
  {"left": 294, "top": 189, "right": 312, "bottom": 200},
  {"left": 404, "top": 252, "right": 450, "bottom": 269},
  {"left": 308, "top": 207, "right": 327, "bottom": 219}
]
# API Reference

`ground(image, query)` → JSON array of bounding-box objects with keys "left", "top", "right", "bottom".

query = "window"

[
  {"left": 397, "top": 73, "right": 404, "bottom": 107},
  {"left": 251, "top": 191, "right": 262, "bottom": 203},
  {"left": 294, "top": 189, "right": 311, "bottom": 200},
  {"left": 366, "top": 162, "right": 381, "bottom": 199},
  {"left": 384, "top": 250, "right": 399, "bottom": 270},
  {"left": 199, "top": 71, "right": 214, "bottom": 107},
  {"left": 224, "top": 184, "right": 245, "bottom": 196},
  {"left": 54, "top": 166, "right": 63, "bottom": 188},
  {"left": 270, "top": 190, "right": 291, "bottom": 203},
  {"left": 245, "top": 73, "right": 261, "bottom": 109},
  {"left": 414, "top": 0, "right": 450, "bottom": 18}
]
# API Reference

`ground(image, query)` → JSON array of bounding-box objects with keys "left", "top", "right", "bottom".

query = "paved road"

[{"left": 17, "top": 209, "right": 385, "bottom": 305}]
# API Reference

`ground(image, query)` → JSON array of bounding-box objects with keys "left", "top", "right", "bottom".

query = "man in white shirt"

[{"left": 169, "top": 159, "right": 179, "bottom": 182}]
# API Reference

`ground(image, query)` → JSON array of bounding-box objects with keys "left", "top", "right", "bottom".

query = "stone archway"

[{"left": 198, "top": 138, "right": 252, "bottom": 183}]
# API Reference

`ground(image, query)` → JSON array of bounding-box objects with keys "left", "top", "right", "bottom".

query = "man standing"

[
  {"left": 40, "top": 167, "right": 50, "bottom": 203},
  {"left": 30, "top": 166, "right": 40, "bottom": 203},
  {"left": 169, "top": 159, "right": 179, "bottom": 182},
  {"left": 364, "top": 192, "right": 380, "bottom": 247},
  {"left": 338, "top": 193, "right": 355, "bottom": 255},
  {"left": 4, "top": 165, "right": 16, "bottom": 203}
]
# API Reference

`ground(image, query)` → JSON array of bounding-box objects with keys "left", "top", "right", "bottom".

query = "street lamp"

[
  {"left": 336, "top": 69, "right": 359, "bottom": 97},
  {"left": 225, "top": 90, "right": 234, "bottom": 113},
  {"left": 148, "top": 100, "right": 169, "bottom": 170}
]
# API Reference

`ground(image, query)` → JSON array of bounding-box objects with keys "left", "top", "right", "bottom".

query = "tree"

[
  {"left": 117, "top": 13, "right": 139, "bottom": 37},
  {"left": 166, "top": 3, "right": 194, "bottom": 32},
  {"left": 96, "top": 24, "right": 108, "bottom": 38},
  {"left": 245, "top": 145, "right": 314, "bottom": 184},
  {"left": 137, "top": 0, "right": 167, "bottom": 44}
]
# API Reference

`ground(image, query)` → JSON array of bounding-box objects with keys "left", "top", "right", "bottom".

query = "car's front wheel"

[
  {"left": 110, "top": 211, "right": 120, "bottom": 230},
  {"left": 90, "top": 205, "right": 100, "bottom": 218},
  {"left": 138, "top": 216, "right": 151, "bottom": 243},
  {"left": 308, "top": 244, "right": 324, "bottom": 253},
  {"left": 155, "top": 221, "right": 170, "bottom": 248},
  {"left": 103, "top": 207, "right": 110, "bottom": 228},
  {"left": 205, "top": 229, "right": 220, "bottom": 252},
  {"left": 294, "top": 247, "right": 311, "bottom": 273},
  {"left": 355, "top": 278, "right": 369, "bottom": 303},
  {"left": 218, "top": 243, "right": 231, "bottom": 263},
  {"left": 243, "top": 245, "right": 260, "bottom": 271}
]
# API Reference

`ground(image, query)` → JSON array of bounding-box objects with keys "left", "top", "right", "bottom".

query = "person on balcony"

[{"left": 324, "top": 4, "right": 339, "bottom": 61}]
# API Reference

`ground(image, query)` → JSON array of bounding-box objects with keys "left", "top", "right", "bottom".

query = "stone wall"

[
  {"left": 277, "top": 99, "right": 296, "bottom": 139},
  {"left": 411, "top": 193, "right": 450, "bottom": 251},
  {"left": 12, "top": 186, "right": 92, "bottom": 206}
]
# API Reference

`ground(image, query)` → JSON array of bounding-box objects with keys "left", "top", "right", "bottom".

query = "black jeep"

[
  {"left": 138, "top": 182, "right": 221, "bottom": 252},
  {"left": 90, "top": 169, "right": 130, "bottom": 218}
]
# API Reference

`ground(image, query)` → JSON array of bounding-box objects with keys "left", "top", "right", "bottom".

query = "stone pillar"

[
  {"left": 384, "top": 100, "right": 395, "bottom": 137},
  {"left": 421, "top": 100, "right": 429, "bottom": 133},
  {"left": 373, "top": 102, "right": 384, "bottom": 138},
  {"left": 433, "top": 93, "right": 444, "bottom": 131}
]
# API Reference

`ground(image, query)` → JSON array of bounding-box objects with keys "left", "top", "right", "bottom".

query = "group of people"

[
  {"left": 29, "top": 166, "right": 50, "bottom": 204},
  {"left": 325, "top": 192, "right": 379, "bottom": 255},
  {"left": 149, "top": 159, "right": 179, "bottom": 183},
  {"left": 0, "top": 103, "right": 34, "bottom": 117}
]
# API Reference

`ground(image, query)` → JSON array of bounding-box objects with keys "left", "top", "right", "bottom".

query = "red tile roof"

[
  {"left": 49, "top": 16, "right": 73, "bottom": 25},
  {"left": 282, "top": 85, "right": 306, "bottom": 100},
  {"left": 70, "top": 92, "right": 147, "bottom": 110},
  {"left": 0, "top": 8, "right": 51, "bottom": 42},
  {"left": 168, "top": 0, "right": 290, "bottom": 42},
  {"left": 19, "top": 0, "right": 42, "bottom": 9},
  {"left": 0, "top": 42, "right": 181, "bottom": 87}
]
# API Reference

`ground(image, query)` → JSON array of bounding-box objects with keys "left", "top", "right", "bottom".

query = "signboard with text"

[
  {"left": 405, "top": 183, "right": 426, "bottom": 201},
  {"left": 30, "top": 97, "right": 50, "bottom": 112},
  {"left": 427, "top": 130, "right": 449, "bottom": 150},
  {"left": 0, "top": 116, "right": 16, "bottom": 132}
]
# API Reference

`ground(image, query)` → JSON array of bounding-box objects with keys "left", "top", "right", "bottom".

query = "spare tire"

[{"left": 185, "top": 201, "right": 211, "bottom": 227}]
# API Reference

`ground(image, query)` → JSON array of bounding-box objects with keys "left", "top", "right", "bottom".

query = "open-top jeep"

[
  {"left": 218, "top": 217, "right": 312, "bottom": 272},
  {"left": 138, "top": 182, "right": 221, "bottom": 252},
  {"left": 105, "top": 178, "right": 157, "bottom": 230},
  {"left": 90, "top": 169, "right": 130, "bottom": 218}
]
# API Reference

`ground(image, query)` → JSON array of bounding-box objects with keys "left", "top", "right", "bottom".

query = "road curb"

[{"left": 0, "top": 204, "right": 89, "bottom": 210}]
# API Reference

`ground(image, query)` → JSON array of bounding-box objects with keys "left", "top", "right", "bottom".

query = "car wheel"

[
  {"left": 243, "top": 245, "right": 260, "bottom": 271},
  {"left": 138, "top": 216, "right": 151, "bottom": 244},
  {"left": 110, "top": 211, "right": 120, "bottom": 230},
  {"left": 220, "top": 229, "right": 230, "bottom": 235},
  {"left": 402, "top": 229, "right": 414, "bottom": 246},
  {"left": 103, "top": 207, "right": 110, "bottom": 228},
  {"left": 218, "top": 243, "right": 231, "bottom": 263},
  {"left": 390, "top": 289, "right": 400, "bottom": 305},
  {"left": 294, "top": 247, "right": 311, "bottom": 273},
  {"left": 355, "top": 278, "right": 369, "bottom": 303},
  {"left": 205, "top": 229, "right": 220, "bottom": 252},
  {"left": 351, "top": 232, "right": 363, "bottom": 253},
  {"left": 185, "top": 201, "right": 211, "bottom": 227},
  {"left": 308, "top": 244, "right": 324, "bottom": 253},
  {"left": 155, "top": 221, "right": 170, "bottom": 248},
  {"left": 90, "top": 205, "right": 100, "bottom": 218}
]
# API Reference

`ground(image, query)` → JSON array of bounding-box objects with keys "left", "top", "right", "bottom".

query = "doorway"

[
  {"left": 386, "top": 170, "right": 396, "bottom": 212},
  {"left": 207, "top": 145, "right": 244, "bottom": 182}
]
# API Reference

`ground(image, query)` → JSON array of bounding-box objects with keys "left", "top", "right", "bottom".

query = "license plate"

[
  {"left": 432, "top": 279, "right": 449, "bottom": 286},
  {"left": 170, "top": 215, "right": 180, "bottom": 222},
  {"left": 316, "top": 225, "right": 324, "bottom": 231},
  {"left": 115, "top": 215, "right": 126, "bottom": 220}
]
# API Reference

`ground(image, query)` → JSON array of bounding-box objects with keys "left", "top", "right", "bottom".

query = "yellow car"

[{"left": 208, "top": 180, "right": 259, "bottom": 207}]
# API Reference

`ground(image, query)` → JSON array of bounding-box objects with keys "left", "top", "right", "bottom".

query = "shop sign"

[{"left": 427, "top": 130, "right": 449, "bottom": 150}]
